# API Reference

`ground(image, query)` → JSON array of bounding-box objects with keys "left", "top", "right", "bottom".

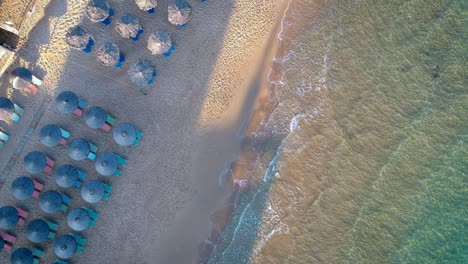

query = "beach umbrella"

[
  {"left": 39, "top": 124, "right": 62, "bottom": 147},
  {"left": 65, "top": 25, "right": 93, "bottom": 50},
  {"left": 55, "top": 164, "right": 80, "bottom": 188},
  {"left": 128, "top": 59, "right": 155, "bottom": 86},
  {"left": 135, "top": 0, "right": 158, "bottom": 12},
  {"left": 23, "top": 151, "right": 47, "bottom": 174},
  {"left": 67, "top": 138, "right": 91, "bottom": 161},
  {"left": 95, "top": 152, "right": 117, "bottom": 176},
  {"left": 11, "top": 176, "right": 34, "bottom": 200},
  {"left": 147, "top": 31, "right": 172, "bottom": 55},
  {"left": 168, "top": 0, "right": 192, "bottom": 26},
  {"left": 0, "top": 97, "right": 14, "bottom": 122},
  {"left": 39, "top": 190, "right": 63, "bottom": 214},
  {"left": 53, "top": 234, "right": 77, "bottom": 259},
  {"left": 10, "top": 248, "right": 35, "bottom": 264},
  {"left": 67, "top": 208, "right": 91, "bottom": 231},
  {"left": 113, "top": 123, "right": 137, "bottom": 146},
  {"left": 0, "top": 236, "right": 4, "bottom": 252},
  {"left": 26, "top": 219, "right": 50, "bottom": 243},
  {"left": 0, "top": 206, "right": 19, "bottom": 230},
  {"left": 96, "top": 42, "right": 120, "bottom": 66},
  {"left": 115, "top": 13, "right": 141, "bottom": 39},
  {"left": 9, "top": 67, "right": 33, "bottom": 91},
  {"left": 55, "top": 91, "right": 79, "bottom": 114},
  {"left": 86, "top": 0, "right": 110, "bottom": 22},
  {"left": 81, "top": 180, "right": 106, "bottom": 203},
  {"left": 84, "top": 106, "right": 107, "bottom": 129}
]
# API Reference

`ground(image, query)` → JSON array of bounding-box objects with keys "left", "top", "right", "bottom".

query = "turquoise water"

[{"left": 209, "top": 0, "right": 467, "bottom": 263}]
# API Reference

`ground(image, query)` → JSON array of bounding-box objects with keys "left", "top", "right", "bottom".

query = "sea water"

[{"left": 209, "top": 0, "right": 467, "bottom": 263}]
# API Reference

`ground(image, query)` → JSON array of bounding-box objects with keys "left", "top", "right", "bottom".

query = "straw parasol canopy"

[
  {"left": 11, "top": 176, "right": 35, "bottom": 200},
  {"left": 54, "top": 234, "right": 77, "bottom": 259},
  {"left": 23, "top": 151, "right": 47, "bottom": 174},
  {"left": 84, "top": 106, "right": 107, "bottom": 129},
  {"left": 66, "top": 26, "right": 93, "bottom": 50},
  {"left": 113, "top": 123, "right": 138, "bottom": 146},
  {"left": 26, "top": 219, "right": 50, "bottom": 243},
  {"left": 115, "top": 13, "right": 141, "bottom": 39},
  {"left": 95, "top": 152, "right": 117, "bottom": 176},
  {"left": 55, "top": 164, "right": 80, "bottom": 188},
  {"left": 39, "top": 124, "right": 62, "bottom": 147},
  {"left": 86, "top": 0, "right": 110, "bottom": 22},
  {"left": 168, "top": 0, "right": 192, "bottom": 26},
  {"left": 67, "top": 208, "right": 91, "bottom": 231},
  {"left": 39, "top": 190, "right": 63, "bottom": 214},
  {"left": 55, "top": 91, "right": 79, "bottom": 114},
  {"left": 9, "top": 67, "right": 33, "bottom": 91},
  {"left": 10, "top": 248, "right": 35, "bottom": 264},
  {"left": 147, "top": 31, "right": 172, "bottom": 55},
  {"left": 128, "top": 59, "right": 155, "bottom": 86},
  {"left": 0, "top": 206, "right": 19, "bottom": 230},
  {"left": 81, "top": 180, "right": 106, "bottom": 203},
  {"left": 135, "top": 0, "right": 158, "bottom": 11},
  {"left": 67, "top": 138, "right": 91, "bottom": 161},
  {"left": 96, "top": 42, "right": 120, "bottom": 66}
]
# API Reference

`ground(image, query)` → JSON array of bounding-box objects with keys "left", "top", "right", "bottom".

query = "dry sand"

[{"left": 0, "top": 0, "right": 285, "bottom": 263}]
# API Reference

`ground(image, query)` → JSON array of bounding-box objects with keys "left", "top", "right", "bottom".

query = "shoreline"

[{"left": 196, "top": 0, "right": 294, "bottom": 262}]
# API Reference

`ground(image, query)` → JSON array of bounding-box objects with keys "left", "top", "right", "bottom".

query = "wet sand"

[{"left": 0, "top": 0, "right": 285, "bottom": 263}]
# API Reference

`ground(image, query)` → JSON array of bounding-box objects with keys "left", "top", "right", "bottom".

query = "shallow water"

[{"left": 209, "top": 0, "right": 467, "bottom": 263}]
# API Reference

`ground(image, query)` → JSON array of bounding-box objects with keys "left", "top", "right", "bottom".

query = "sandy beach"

[{"left": 0, "top": 0, "right": 286, "bottom": 263}]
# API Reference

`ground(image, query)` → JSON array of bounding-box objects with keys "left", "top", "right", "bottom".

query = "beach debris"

[
  {"left": 115, "top": 13, "right": 143, "bottom": 40},
  {"left": 96, "top": 42, "right": 121, "bottom": 67},
  {"left": 168, "top": 0, "right": 192, "bottom": 26},
  {"left": 65, "top": 25, "right": 94, "bottom": 52},
  {"left": 55, "top": 91, "right": 87, "bottom": 116},
  {"left": 86, "top": 0, "right": 113, "bottom": 24},
  {"left": 135, "top": 0, "right": 158, "bottom": 13},
  {"left": 128, "top": 59, "right": 156, "bottom": 86},
  {"left": 147, "top": 31, "right": 174, "bottom": 56},
  {"left": 8, "top": 67, "right": 39, "bottom": 93},
  {"left": 113, "top": 123, "right": 143, "bottom": 146},
  {"left": 81, "top": 180, "right": 112, "bottom": 203},
  {"left": 0, "top": 97, "right": 23, "bottom": 122}
]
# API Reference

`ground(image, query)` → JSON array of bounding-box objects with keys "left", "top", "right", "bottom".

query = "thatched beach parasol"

[
  {"left": 96, "top": 42, "right": 120, "bottom": 66},
  {"left": 65, "top": 26, "right": 94, "bottom": 50},
  {"left": 128, "top": 59, "right": 156, "bottom": 86},
  {"left": 168, "top": 0, "right": 192, "bottom": 26},
  {"left": 147, "top": 31, "right": 172, "bottom": 55},
  {"left": 86, "top": 0, "right": 111, "bottom": 22},
  {"left": 115, "top": 13, "right": 142, "bottom": 39},
  {"left": 135, "top": 0, "right": 158, "bottom": 12}
]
